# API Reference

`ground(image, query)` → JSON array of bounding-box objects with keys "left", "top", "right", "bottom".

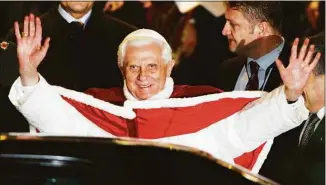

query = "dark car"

[{"left": 0, "top": 134, "right": 278, "bottom": 185}]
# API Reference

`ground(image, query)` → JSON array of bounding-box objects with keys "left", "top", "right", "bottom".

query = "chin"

[{"left": 137, "top": 95, "right": 152, "bottom": 100}]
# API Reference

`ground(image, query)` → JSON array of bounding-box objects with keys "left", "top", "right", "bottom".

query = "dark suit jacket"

[
  {"left": 259, "top": 116, "right": 325, "bottom": 185},
  {"left": 5, "top": 5, "right": 136, "bottom": 91},
  {"left": 213, "top": 43, "right": 291, "bottom": 92},
  {"left": 0, "top": 6, "right": 136, "bottom": 132}
]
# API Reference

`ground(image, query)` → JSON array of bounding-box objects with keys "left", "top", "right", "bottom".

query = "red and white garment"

[{"left": 9, "top": 75, "right": 309, "bottom": 173}]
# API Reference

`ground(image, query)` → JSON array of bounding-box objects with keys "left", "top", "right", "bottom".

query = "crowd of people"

[{"left": 0, "top": 1, "right": 324, "bottom": 185}]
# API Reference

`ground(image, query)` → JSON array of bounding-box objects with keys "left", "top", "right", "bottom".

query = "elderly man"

[{"left": 9, "top": 15, "right": 320, "bottom": 173}]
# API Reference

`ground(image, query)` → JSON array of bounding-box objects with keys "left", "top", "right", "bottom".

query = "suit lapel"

[
  {"left": 309, "top": 116, "right": 325, "bottom": 148},
  {"left": 224, "top": 56, "right": 246, "bottom": 91}
]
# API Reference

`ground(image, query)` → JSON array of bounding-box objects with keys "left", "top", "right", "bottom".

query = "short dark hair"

[
  {"left": 309, "top": 31, "right": 325, "bottom": 76},
  {"left": 228, "top": 1, "right": 283, "bottom": 34}
]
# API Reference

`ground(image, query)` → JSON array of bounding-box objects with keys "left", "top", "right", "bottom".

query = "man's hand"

[
  {"left": 276, "top": 38, "right": 321, "bottom": 101},
  {"left": 103, "top": 1, "right": 124, "bottom": 12},
  {"left": 14, "top": 14, "right": 50, "bottom": 86}
]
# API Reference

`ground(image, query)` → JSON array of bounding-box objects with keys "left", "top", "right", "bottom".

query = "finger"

[
  {"left": 29, "top": 14, "right": 35, "bottom": 37},
  {"left": 40, "top": 37, "right": 51, "bottom": 53},
  {"left": 275, "top": 59, "right": 286, "bottom": 72},
  {"left": 308, "top": 52, "right": 321, "bottom": 72},
  {"left": 303, "top": 44, "right": 315, "bottom": 65},
  {"left": 103, "top": 2, "right": 112, "bottom": 12},
  {"left": 290, "top": 38, "right": 299, "bottom": 61},
  {"left": 35, "top": 17, "right": 42, "bottom": 42},
  {"left": 14, "top": 21, "right": 22, "bottom": 41},
  {"left": 23, "top": 16, "right": 29, "bottom": 36},
  {"left": 298, "top": 38, "right": 310, "bottom": 60},
  {"left": 37, "top": 37, "right": 51, "bottom": 66}
]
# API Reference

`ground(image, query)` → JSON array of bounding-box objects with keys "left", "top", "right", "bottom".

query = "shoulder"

[
  {"left": 172, "top": 85, "right": 223, "bottom": 98},
  {"left": 91, "top": 12, "right": 137, "bottom": 36},
  {"left": 222, "top": 55, "right": 246, "bottom": 67},
  {"left": 85, "top": 12, "right": 137, "bottom": 45},
  {"left": 5, "top": 7, "right": 58, "bottom": 41},
  {"left": 217, "top": 55, "right": 246, "bottom": 74},
  {"left": 102, "top": 14, "right": 137, "bottom": 31},
  {"left": 84, "top": 87, "right": 126, "bottom": 105}
]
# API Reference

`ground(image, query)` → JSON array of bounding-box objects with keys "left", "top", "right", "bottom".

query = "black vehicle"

[{"left": 0, "top": 134, "right": 278, "bottom": 185}]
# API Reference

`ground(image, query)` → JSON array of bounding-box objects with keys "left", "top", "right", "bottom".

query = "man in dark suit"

[
  {"left": 259, "top": 32, "right": 325, "bottom": 185},
  {"left": 5, "top": 1, "right": 136, "bottom": 90},
  {"left": 0, "top": 1, "right": 136, "bottom": 132},
  {"left": 214, "top": 2, "right": 290, "bottom": 92}
]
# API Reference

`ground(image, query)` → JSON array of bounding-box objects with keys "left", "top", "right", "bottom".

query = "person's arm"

[
  {"left": 9, "top": 74, "right": 120, "bottom": 137},
  {"left": 10, "top": 14, "right": 133, "bottom": 136},
  {"left": 154, "top": 85, "right": 307, "bottom": 162},
  {"left": 155, "top": 38, "right": 321, "bottom": 161}
]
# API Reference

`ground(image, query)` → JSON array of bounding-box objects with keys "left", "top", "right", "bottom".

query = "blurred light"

[
  {"left": 0, "top": 135, "right": 7, "bottom": 140},
  {"left": 175, "top": 2, "right": 199, "bottom": 13}
]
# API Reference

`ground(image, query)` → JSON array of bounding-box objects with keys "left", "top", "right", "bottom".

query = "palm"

[
  {"left": 17, "top": 37, "right": 44, "bottom": 70},
  {"left": 15, "top": 14, "right": 50, "bottom": 73},
  {"left": 276, "top": 38, "right": 321, "bottom": 97}
]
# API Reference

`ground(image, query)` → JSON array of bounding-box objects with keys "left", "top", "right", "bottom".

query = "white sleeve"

[
  {"left": 154, "top": 85, "right": 309, "bottom": 161},
  {"left": 8, "top": 75, "right": 116, "bottom": 137}
]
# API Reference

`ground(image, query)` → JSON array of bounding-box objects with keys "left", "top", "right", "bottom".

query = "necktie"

[
  {"left": 69, "top": 21, "right": 84, "bottom": 34},
  {"left": 245, "top": 61, "right": 260, "bottom": 90},
  {"left": 299, "top": 113, "right": 320, "bottom": 149}
]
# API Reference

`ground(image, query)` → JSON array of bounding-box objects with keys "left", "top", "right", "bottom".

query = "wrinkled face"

[
  {"left": 121, "top": 42, "right": 174, "bottom": 100},
  {"left": 60, "top": 1, "right": 93, "bottom": 16},
  {"left": 222, "top": 7, "right": 259, "bottom": 53}
]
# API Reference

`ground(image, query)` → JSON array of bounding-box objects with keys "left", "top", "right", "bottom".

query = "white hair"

[{"left": 117, "top": 29, "right": 172, "bottom": 67}]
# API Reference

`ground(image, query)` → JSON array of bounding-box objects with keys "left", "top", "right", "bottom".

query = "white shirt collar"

[
  {"left": 123, "top": 77, "right": 174, "bottom": 100},
  {"left": 58, "top": 4, "right": 92, "bottom": 27},
  {"left": 316, "top": 107, "right": 325, "bottom": 119},
  {"left": 247, "top": 36, "right": 285, "bottom": 70}
]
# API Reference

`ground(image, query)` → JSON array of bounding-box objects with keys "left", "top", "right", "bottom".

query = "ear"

[
  {"left": 254, "top": 21, "right": 270, "bottom": 37},
  {"left": 119, "top": 65, "right": 126, "bottom": 79},
  {"left": 166, "top": 59, "right": 175, "bottom": 77}
]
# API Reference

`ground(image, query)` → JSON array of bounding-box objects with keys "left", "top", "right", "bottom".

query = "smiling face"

[
  {"left": 120, "top": 41, "right": 174, "bottom": 100},
  {"left": 222, "top": 7, "right": 260, "bottom": 54}
]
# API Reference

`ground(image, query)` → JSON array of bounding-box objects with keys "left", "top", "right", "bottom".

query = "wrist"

[
  {"left": 20, "top": 70, "right": 39, "bottom": 86},
  {"left": 284, "top": 86, "right": 302, "bottom": 102}
]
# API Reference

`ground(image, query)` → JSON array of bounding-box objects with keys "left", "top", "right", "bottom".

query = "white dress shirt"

[
  {"left": 234, "top": 38, "right": 285, "bottom": 91},
  {"left": 58, "top": 4, "right": 92, "bottom": 28}
]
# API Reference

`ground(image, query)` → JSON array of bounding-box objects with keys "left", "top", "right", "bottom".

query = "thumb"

[
  {"left": 275, "top": 59, "right": 285, "bottom": 72},
  {"left": 36, "top": 37, "right": 50, "bottom": 66}
]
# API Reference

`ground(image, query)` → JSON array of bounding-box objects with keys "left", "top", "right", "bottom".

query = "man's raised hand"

[
  {"left": 14, "top": 14, "right": 50, "bottom": 86},
  {"left": 276, "top": 38, "right": 321, "bottom": 101}
]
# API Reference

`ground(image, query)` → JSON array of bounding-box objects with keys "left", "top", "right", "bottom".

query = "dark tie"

[
  {"left": 245, "top": 61, "right": 260, "bottom": 90},
  {"left": 69, "top": 21, "right": 84, "bottom": 34},
  {"left": 299, "top": 113, "right": 320, "bottom": 149}
]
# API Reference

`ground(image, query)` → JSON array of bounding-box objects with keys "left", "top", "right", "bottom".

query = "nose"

[
  {"left": 222, "top": 22, "right": 230, "bottom": 36},
  {"left": 137, "top": 68, "right": 148, "bottom": 81}
]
